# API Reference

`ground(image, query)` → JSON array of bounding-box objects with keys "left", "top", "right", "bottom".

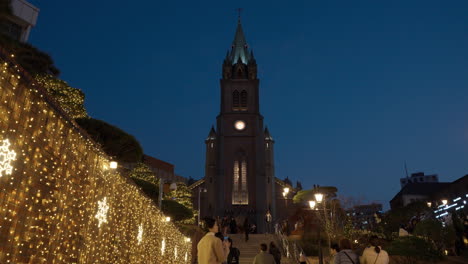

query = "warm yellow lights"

[
  {"left": 137, "top": 224, "right": 143, "bottom": 245},
  {"left": 314, "top": 193, "right": 324, "bottom": 203},
  {"left": 165, "top": 216, "right": 171, "bottom": 222},
  {"left": 442, "top": 199, "right": 448, "bottom": 205},
  {"left": 309, "top": 200, "right": 316, "bottom": 209},
  {"left": 0, "top": 138, "right": 16, "bottom": 177},
  {"left": 109, "top": 161, "right": 118, "bottom": 169},
  {"left": 95, "top": 197, "right": 109, "bottom": 228},
  {"left": 0, "top": 53, "right": 192, "bottom": 263},
  {"left": 161, "top": 238, "right": 166, "bottom": 256}
]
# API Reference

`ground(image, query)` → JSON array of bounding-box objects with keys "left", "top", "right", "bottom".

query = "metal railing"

[{"left": 275, "top": 229, "right": 311, "bottom": 264}]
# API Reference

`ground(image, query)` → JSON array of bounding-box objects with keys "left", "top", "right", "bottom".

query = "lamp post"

[
  {"left": 198, "top": 187, "right": 207, "bottom": 225},
  {"left": 309, "top": 189, "right": 325, "bottom": 264},
  {"left": 283, "top": 187, "right": 290, "bottom": 207}
]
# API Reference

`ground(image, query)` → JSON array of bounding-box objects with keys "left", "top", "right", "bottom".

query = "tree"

[
  {"left": 293, "top": 186, "right": 345, "bottom": 247},
  {"left": 0, "top": 0, "right": 12, "bottom": 22},
  {"left": 166, "top": 183, "right": 195, "bottom": 224},
  {"left": 414, "top": 219, "right": 456, "bottom": 253},
  {"left": 35, "top": 74, "right": 88, "bottom": 119},
  {"left": 129, "top": 162, "right": 157, "bottom": 184},
  {"left": 378, "top": 201, "right": 431, "bottom": 239},
  {"left": 162, "top": 200, "right": 194, "bottom": 223},
  {"left": 0, "top": 35, "right": 60, "bottom": 76},
  {"left": 75, "top": 118, "right": 143, "bottom": 163}
]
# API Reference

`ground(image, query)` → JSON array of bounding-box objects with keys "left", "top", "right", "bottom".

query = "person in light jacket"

[
  {"left": 334, "top": 238, "right": 359, "bottom": 264},
  {"left": 197, "top": 217, "right": 230, "bottom": 264},
  {"left": 361, "top": 236, "right": 389, "bottom": 264}
]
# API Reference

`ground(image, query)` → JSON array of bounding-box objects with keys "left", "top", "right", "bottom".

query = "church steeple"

[
  {"left": 229, "top": 20, "right": 251, "bottom": 65},
  {"left": 223, "top": 19, "right": 257, "bottom": 80}
]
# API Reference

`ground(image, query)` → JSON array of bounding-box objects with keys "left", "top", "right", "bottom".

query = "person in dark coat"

[
  {"left": 230, "top": 217, "right": 237, "bottom": 234},
  {"left": 269, "top": 241, "right": 281, "bottom": 264},
  {"left": 243, "top": 217, "right": 250, "bottom": 242},
  {"left": 227, "top": 237, "right": 240, "bottom": 264}
]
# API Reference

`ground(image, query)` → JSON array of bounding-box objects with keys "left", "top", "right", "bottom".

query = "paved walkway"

[{"left": 229, "top": 234, "right": 292, "bottom": 264}]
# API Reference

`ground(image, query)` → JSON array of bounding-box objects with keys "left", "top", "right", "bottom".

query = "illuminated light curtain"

[{"left": 232, "top": 161, "right": 240, "bottom": 204}]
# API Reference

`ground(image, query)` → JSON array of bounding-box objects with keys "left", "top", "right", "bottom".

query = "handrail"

[{"left": 275, "top": 229, "right": 311, "bottom": 264}]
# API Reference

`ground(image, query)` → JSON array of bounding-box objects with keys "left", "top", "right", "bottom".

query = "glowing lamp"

[
  {"left": 309, "top": 200, "right": 316, "bottom": 209},
  {"left": 109, "top": 161, "right": 118, "bottom": 169},
  {"left": 314, "top": 193, "right": 324, "bottom": 203}
]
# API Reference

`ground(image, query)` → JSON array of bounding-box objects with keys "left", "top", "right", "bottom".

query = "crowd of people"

[
  {"left": 327, "top": 236, "right": 389, "bottom": 264},
  {"left": 197, "top": 216, "right": 390, "bottom": 264},
  {"left": 197, "top": 217, "right": 282, "bottom": 264}
]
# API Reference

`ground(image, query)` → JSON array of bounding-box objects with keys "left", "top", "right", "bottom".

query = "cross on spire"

[{"left": 237, "top": 8, "right": 243, "bottom": 23}]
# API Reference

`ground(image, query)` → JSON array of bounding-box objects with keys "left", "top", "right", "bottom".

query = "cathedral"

[{"left": 191, "top": 19, "right": 292, "bottom": 232}]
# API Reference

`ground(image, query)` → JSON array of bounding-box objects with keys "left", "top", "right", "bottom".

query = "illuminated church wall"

[{"left": 0, "top": 54, "right": 191, "bottom": 263}]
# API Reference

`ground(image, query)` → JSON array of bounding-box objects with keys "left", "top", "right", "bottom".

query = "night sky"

[{"left": 28, "top": 1, "right": 468, "bottom": 209}]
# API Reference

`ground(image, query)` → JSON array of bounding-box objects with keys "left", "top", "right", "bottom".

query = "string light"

[{"left": 0, "top": 54, "right": 192, "bottom": 263}]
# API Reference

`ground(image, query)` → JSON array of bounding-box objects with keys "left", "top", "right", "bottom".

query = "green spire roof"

[{"left": 229, "top": 20, "right": 251, "bottom": 64}]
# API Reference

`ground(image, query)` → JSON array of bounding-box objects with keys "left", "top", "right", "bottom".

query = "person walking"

[
  {"left": 243, "top": 217, "right": 250, "bottom": 242},
  {"left": 197, "top": 217, "right": 230, "bottom": 264},
  {"left": 227, "top": 238, "right": 240, "bottom": 264},
  {"left": 334, "top": 238, "right": 359, "bottom": 264},
  {"left": 265, "top": 211, "right": 272, "bottom": 234},
  {"left": 327, "top": 243, "right": 339, "bottom": 264},
  {"left": 361, "top": 236, "right": 389, "bottom": 264},
  {"left": 252, "top": 243, "right": 275, "bottom": 264},
  {"left": 269, "top": 241, "right": 281, "bottom": 264}
]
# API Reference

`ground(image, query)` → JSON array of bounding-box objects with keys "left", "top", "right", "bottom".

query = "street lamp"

[
  {"left": 427, "top": 202, "right": 432, "bottom": 207},
  {"left": 309, "top": 189, "right": 325, "bottom": 264},
  {"left": 314, "top": 193, "right": 324, "bottom": 203},
  {"left": 198, "top": 187, "right": 207, "bottom": 225},
  {"left": 309, "top": 200, "right": 316, "bottom": 210},
  {"left": 442, "top": 199, "right": 448, "bottom": 206},
  {"left": 283, "top": 187, "right": 290, "bottom": 208}
]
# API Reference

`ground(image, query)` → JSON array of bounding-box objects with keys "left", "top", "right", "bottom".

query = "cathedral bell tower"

[{"left": 203, "top": 19, "right": 276, "bottom": 232}]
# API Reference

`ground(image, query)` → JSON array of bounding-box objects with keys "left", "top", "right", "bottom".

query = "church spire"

[{"left": 229, "top": 19, "right": 251, "bottom": 64}]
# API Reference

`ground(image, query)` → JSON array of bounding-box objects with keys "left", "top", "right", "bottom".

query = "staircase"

[{"left": 228, "top": 234, "right": 293, "bottom": 264}]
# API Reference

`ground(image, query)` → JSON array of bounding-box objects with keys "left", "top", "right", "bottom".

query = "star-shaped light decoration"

[
  {"left": 137, "top": 224, "right": 143, "bottom": 245},
  {"left": 0, "top": 139, "right": 16, "bottom": 177},
  {"left": 95, "top": 197, "right": 109, "bottom": 228}
]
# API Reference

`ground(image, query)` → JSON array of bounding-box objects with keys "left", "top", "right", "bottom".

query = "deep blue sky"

[{"left": 29, "top": 0, "right": 468, "bottom": 208}]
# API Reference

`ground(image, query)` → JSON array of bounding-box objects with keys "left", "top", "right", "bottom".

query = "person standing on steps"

[
  {"left": 227, "top": 237, "right": 240, "bottom": 264},
  {"left": 252, "top": 243, "right": 275, "bottom": 264},
  {"left": 265, "top": 211, "right": 272, "bottom": 234},
  {"left": 243, "top": 217, "right": 250, "bottom": 242},
  {"left": 269, "top": 241, "right": 281, "bottom": 264},
  {"left": 197, "top": 217, "right": 230, "bottom": 264}
]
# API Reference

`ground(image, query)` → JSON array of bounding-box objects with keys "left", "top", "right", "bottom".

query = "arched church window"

[
  {"left": 232, "top": 159, "right": 248, "bottom": 205},
  {"left": 240, "top": 90, "right": 247, "bottom": 109},
  {"left": 233, "top": 90, "right": 239, "bottom": 109}
]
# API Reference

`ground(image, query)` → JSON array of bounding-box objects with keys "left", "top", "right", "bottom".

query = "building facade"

[
  {"left": 400, "top": 172, "right": 439, "bottom": 188},
  {"left": 1, "top": 0, "right": 39, "bottom": 42},
  {"left": 192, "top": 20, "right": 281, "bottom": 232}
]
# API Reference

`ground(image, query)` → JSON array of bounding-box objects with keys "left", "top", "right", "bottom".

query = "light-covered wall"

[{"left": 0, "top": 52, "right": 191, "bottom": 263}]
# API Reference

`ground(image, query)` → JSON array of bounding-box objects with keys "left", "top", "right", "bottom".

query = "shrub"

[
  {"left": 75, "top": 118, "right": 143, "bottom": 163},
  {"left": 386, "top": 236, "right": 443, "bottom": 262}
]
